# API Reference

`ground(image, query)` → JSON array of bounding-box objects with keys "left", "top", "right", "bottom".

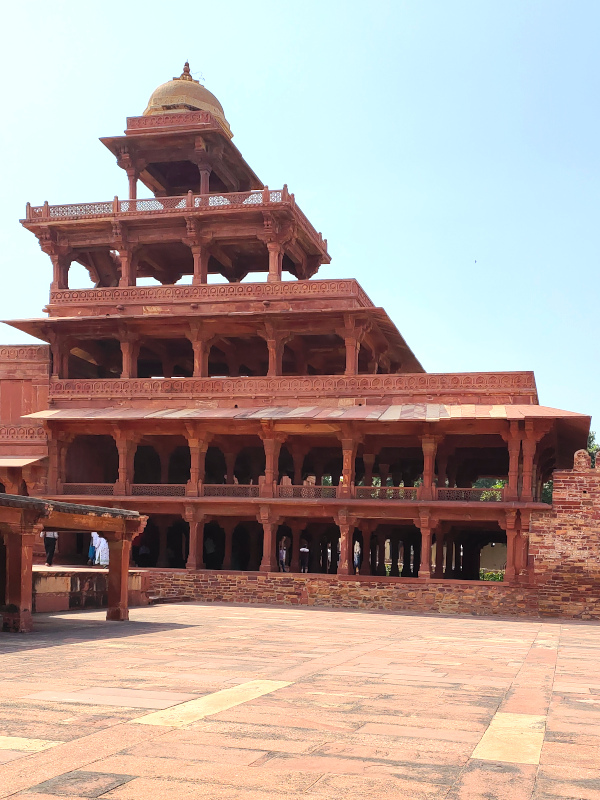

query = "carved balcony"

[
  {"left": 47, "top": 278, "right": 373, "bottom": 316},
  {"left": 48, "top": 372, "right": 539, "bottom": 406}
]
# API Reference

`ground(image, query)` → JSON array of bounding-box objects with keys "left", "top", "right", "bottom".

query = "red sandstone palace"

[{"left": 0, "top": 64, "right": 592, "bottom": 595}]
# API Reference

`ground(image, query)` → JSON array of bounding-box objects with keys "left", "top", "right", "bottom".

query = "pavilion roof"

[
  {"left": 0, "top": 493, "right": 140, "bottom": 519},
  {"left": 26, "top": 404, "right": 589, "bottom": 423}
]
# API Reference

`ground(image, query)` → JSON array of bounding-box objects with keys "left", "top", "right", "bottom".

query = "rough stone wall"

[
  {"left": 529, "top": 449, "right": 600, "bottom": 619},
  {"left": 143, "top": 570, "right": 539, "bottom": 618},
  {"left": 32, "top": 570, "right": 148, "bottom": 613}
]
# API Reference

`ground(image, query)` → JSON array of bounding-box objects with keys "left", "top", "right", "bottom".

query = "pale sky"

[{"left": 1, "top": 1, "right": 597, "bottom": 425}]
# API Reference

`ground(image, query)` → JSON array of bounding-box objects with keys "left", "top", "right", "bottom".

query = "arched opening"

[
  {"left": 65, "top": 435, "right": 118, "bottom": 483},
  {"left": 168, "top": 446, "right": 191, "bottom": 484}
]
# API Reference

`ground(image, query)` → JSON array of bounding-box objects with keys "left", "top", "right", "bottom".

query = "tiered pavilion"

[{"left": 0, "top": 64, "right": 589, "bottom": 586}]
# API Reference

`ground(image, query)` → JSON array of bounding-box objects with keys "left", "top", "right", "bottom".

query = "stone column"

[
  {"left": 339, "top": 437, "right": 358, "bottom": 498},
  {"left": 504, "top": 510, "right": 517, "bottom": 581},
  {"left": 259, "top": 515, "right": 277, "bottom": 572},
  {"left": 445, "top": 532, "right": 454, "bottom": 576},
  {"left": 418, "top": 514, "right": 433, "bottom": 579},
  {"left": 434, "top": 525, "right": 446, "bottom": 578},
  {"left": 222, "top": 520, "right": 236, "bottom": 570},
  {"left": 344, "top": 335, "right": 360, "bottom": 376},
  {"left": 377, "top": 532, "right": 386, "bottom": 576},
  {"left": 520, "top": 426, "right": 537, "bottom": 502},
  {"left": 3, "top": 523, "right": 39, "bottom": 632},
  {"left": 378, "top": 463, "right": 390, "bottom": 487},
  {"left": 267, "top": 242, "right": 283, "bottom": 282},
  {"left": 185, "top": 511, "right": 205, "bottom": 570},
  {"left": 504, "top": 421, "right": 522, "bottom": 501},
  {"left": 369, "top": 533, "right": 378, "bottom": 575},
  {"left": 291, "top": 447, "right": 306, "bottom": 485},
  {"left": 106, "top": 537, "right": 132, "bottom": 621},
  {"left": 120, "top": 338, "right": 139, "bottom": 379},
  {"left": 191, "top": 244, "right": 210, "bottom": 285},
  {"left": 118, "top": 248, "right": 135, "bottom": 287},
  {"left": 362, "top": 454, "right": 375, "bottom": 487},
  {"left": 336, "top": 513, "right": 354, "bottom": 576},
  {"left": 261, "top": 434, "right": 283, "bottom": 498},
  {"left": 421, "top": 436, "right": 438, "bottom": 500},
  {"left": 390, "top": 535, "right": 400, "bottom": 577},
  {"left": 266, "top": 337, "right": 283, "bottom": 377},
  {"left": 224, "top": 451, "right": 237, "bottom": 485},
  {"left": 127, "top": 170, "right": 138, "bottom": 200},
  {"left": 199, "top": 169, "right": 211, "bottom": 196},
  {"left": 115, "top": 431, "right": 136, "bottom": 495},
  {"left": 187, "top": 437, "right": 208, "bottom": 497},
  {"left": 289, "top": 522, "right": 303, "bottom": 572}
]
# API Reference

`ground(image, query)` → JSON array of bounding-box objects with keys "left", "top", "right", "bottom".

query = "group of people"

[
  {"left": 40, "top": 530, "right": 109, "bottom": 568},
  {"left": 278, "top": 541, "right": 311, "bottom": 573}
]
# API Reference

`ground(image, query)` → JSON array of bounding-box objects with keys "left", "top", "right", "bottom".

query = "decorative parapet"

[
  {"left": 48, "top": 279, "right": 372, "bottom": 311},
  {"left": 48, "top": 371, "right": 538, "bottom": 403},
  {"left": 0, "top": 346, "right": 49, "bottom": 362},
  {"left": 0, "top": 424, "right": 47, "bottom": 442}
]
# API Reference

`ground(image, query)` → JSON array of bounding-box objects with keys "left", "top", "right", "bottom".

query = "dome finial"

[{"left": 175, "top": 61, "right": 196, "bottom": 82}]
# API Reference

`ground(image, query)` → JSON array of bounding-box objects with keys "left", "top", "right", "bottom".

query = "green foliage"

[
  {"left": 541, "top": 480, "right": 553, "bottom": 503},
  {"left": 588, "top": 431, "right": 599, "bottom": 468},
  {"left": 474, "top": 478, "right": 506, "bottom": 502},
  {"left": 479, "top": 569, "right": 504, "bottom": 582}
]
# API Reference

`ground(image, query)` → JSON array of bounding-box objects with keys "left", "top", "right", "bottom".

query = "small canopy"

[{"left": 0, "top": 456, "right": 44, "bottom": 467}]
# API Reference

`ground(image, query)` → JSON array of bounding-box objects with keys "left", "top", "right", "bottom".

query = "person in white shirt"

[
  {"left": 40, "top": 530, "right": 58, "bottom": 567},
  {"left": 94, "top": 535, "right": 110, "bottom": 568}
]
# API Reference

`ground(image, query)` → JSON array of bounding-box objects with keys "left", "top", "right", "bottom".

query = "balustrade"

[
  {"left": 62, "top": 483, "right": 114, "bottom": 495},
  {"left": 355, "top": 486, "right": 418, "bottom": 500},
  {"left": 131, "top": 484, "right": 186, "bottom": 496},
  {"left": 436, "top": 487, "right": 504, "bottom": 502},
  {"left": 276, "top": 485, "right": 337, "bottom": 499},
  {"left": 202, "top": 484, "right": 260, "bottom": 497}
]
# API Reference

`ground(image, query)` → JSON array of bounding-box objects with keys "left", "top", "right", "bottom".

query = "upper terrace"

[{"left": 22, "top": 187, "right": 330, "bottom": 289}]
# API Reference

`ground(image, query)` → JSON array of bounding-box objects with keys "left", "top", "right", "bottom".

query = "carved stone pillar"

[
  {"left": 184, "top": 508, "right": 205, "bottom": 570},
  {"left": 362, "top": 453, "right": 375, "bottom": 487},
  {"left": 336, "top": 511, "right": 354, "bottom": 576},
  {"left": 187, "top": 436, "right": 208, "bottom": 497},
  {"left": 120, "top": 337, "right": 139, "bottom": 379},
  {"left": 291, "top": 446, "right": 306, "bottom": 485},
  {"left": 378, "top": 462, "right": 390, "bottom": 487},
  {"left": 106, "top": 537, "right": 132, "bottom": 621},
  {"left": 118, "top": 248, "right": 135, "bottom": 287},
  {"left": 339, "top": 437, "right": 358, "bottom": 498},
  {"left": 222, "top": 520, "right": 236, "bottom": 570},
  {"left": 258, "top": 508, "right": 277, "bottom": 572},
  {"left": 418, "top": 513, "right": 433, "bottom": 579},
  {"left": 261, "top": 431, "right": 284, "bottom": 498},
  {"left": 267, "top": 242, "right": 283, "bottom": 283},
  {"left": 390, "top": 535, "right": 400, "bottom": 577},
  {"left": 3, "top": 522, "right": 40, "bottom": 632},
  {"left": 191, "top": 244, "right": 210, "bottom": 285},
  {"left": 503, "top": 510, "right": 517, "bottom": 582},
  {"left": 199, "top": 168, "right": 211, "bottom": 195},
  {"left": 520, "top": 425, "right": 537, "bottom": 502},
  {"left": 421, "top": 436, "right": 439, "bottom": 500},
  {"left": 127, "top": 169, "right": 138, "bottom": 200},
  {"left": 344, "top": 335, "right": 360, "bottom": 376},
  {"left": 266, "top": 337, "right": 284, "bottom": 377},
  {"left": 224, "top": 451, "right": 237, "bottom": 485},
  {"left": 504, "top": 421, "right": 521, "bottom": 501},
  {"left": 377, "top": 532, "right": 386, "bottom": 576}
]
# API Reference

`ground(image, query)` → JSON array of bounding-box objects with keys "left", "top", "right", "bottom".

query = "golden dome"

[{"left": 143, "top": 62, "right": 231, "bottom": 134}]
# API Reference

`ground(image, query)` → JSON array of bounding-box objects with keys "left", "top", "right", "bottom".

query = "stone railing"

[
  {"left": 202, "top": 484, "right": 260, "bottom": 498},
  {"left": 125, "top": 110, "right": 217, "bottom": 131},
  {"left": 436, "top": 487, "right": 504, "bottom": 502},
  {"left": 62, "top": 483, "right": 114, "bottom": 496},
  {"left": 48, "top": 371, "right": 538, "bottom": 404},
  {"left": 276, "top": 485, "right": 337, "bottom": 499},
  {"left": 49, "top": 278, "right": 372, "bottom": 309},
  {"left": 131, "top": 484, "right": 186, "bottom": 496},
  {"left": 0, "top": 346, "right": 49, "bottom": 362},
  {"left": 355, "top": 486, "right": 419, "bottom": 500}
]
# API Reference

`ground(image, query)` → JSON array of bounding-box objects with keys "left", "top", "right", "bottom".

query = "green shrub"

[{"left": 479, "top": 569, "right": 504, "bottom": 581}]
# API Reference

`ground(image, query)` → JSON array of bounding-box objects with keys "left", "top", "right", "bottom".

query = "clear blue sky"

[{"left": 1, "top": 1, "right": 597, "bottom": 425}]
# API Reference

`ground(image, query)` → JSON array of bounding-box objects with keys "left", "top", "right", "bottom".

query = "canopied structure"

[
  {"left": 0, "top": 64, "right": 589, "bottom": 596},
  {"left": 0, "top": 494, "right": 145, "bottom": 631}
]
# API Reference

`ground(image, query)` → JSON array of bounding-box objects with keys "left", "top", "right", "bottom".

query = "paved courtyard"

[{"left": 0, "top": 604, "right": 599, "bottom": 799}]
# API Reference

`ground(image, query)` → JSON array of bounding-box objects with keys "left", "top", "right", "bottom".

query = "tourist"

[
  {"left": 94, "top": 535, "right": 109, "bottom": 568},
  {"left": 88, "top": 531, "right": 99, "bottom": 566},
  {"left": 40, "top": 530, "right": 58, "bottom": 567},
  {"left": 353, "top": 541, "right": 361, "bottom": 572},
  {"left": 279, "top": 542, "right": 287, "bottom": 572},
  {"left": 300, "top": 542, "right": 310, "bottom": 573}
]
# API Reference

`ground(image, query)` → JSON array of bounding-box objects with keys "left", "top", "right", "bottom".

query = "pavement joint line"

[{"left": 128, "top": 680, "right": 292, "bottom": 727}]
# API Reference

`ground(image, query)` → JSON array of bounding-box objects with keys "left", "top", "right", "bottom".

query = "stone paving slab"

[{"left": 0, "top": 604, "right": 600, "bottom": 798}]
